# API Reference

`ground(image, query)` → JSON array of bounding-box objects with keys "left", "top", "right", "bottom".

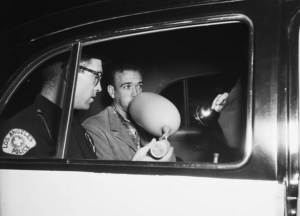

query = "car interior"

[{"left": 0, "top": 21, "right": 249, "bottom": 163}]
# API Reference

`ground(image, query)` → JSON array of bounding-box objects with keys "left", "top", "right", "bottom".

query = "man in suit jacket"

[{"left": 82, "top": 63, "right": 174, "bottom": 161}]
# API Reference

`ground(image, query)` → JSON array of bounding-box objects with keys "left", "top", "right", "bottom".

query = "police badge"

[{"left": 2, "top": 128, "right": 36, "bottom": 155}]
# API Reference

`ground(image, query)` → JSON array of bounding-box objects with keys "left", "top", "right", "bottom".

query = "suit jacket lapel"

[{"left": 107, "top": 106, "right": 137, "bottom": 151}]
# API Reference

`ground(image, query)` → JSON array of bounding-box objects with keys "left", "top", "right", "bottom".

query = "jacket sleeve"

[
  {"left": 218, "top": 76, "right": 247, "bottom": 148},
  {"left": 82, "top": 119, "right": 116, "bottom": 160}
]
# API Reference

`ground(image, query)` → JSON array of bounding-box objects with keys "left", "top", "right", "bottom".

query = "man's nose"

[
  {"left": 132, "top": 86, "right": 140, "bottom": 97},
  {"left": 95, "top": 82, "right": 102, "bottom": 92}
]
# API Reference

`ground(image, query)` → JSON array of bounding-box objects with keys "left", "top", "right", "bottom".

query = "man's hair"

[
  {"left": 79, "top": 54, "right": 95, "bottom": 70},
  {"left": 106, "top": 62, "right": 141, "bottom": 88},
  {"left": 41, "top": 53, "right": 100, "bottom": 92},
  {"left": 41, "top": 61, "right": 64, "bottom": 94}
]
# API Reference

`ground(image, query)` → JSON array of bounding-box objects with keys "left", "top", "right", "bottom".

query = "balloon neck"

[{"left": 161, "top": 126, "right": 171, "bottom": 140}]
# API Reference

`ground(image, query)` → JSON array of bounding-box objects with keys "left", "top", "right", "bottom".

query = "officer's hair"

[
  {"left": 42, "top": 54, "right": 99, "bottom": 91},
  {"left": 106, "top": 62, "right": 141, "bottom": 88},
  {"left": 79, "top": 54, "right": 94, "bottom": 69},
  {"left": 41, "top": 61, "right": 64, "bottom": 93}
]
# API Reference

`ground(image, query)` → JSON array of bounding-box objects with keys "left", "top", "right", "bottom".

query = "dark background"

[{"left": 0, "top": 0, "right": 103, "bottom": 34}]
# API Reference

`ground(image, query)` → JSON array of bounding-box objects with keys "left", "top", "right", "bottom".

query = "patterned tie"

[{"left": 111, "top": 104, "right": 141, "bottom": 149}]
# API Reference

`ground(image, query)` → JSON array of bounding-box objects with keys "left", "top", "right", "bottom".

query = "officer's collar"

[{"left": 34, "top": 94, "right": 62, "bottom": 118}]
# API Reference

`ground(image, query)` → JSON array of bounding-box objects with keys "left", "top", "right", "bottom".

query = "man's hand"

[
  {"left": 132, "top": 138, "right": 174, "bottom": 162},
  {"left": 211, "top": 92, "right": 229, "bottom": 112}
]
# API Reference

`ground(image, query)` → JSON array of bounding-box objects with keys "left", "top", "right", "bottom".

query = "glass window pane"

[
  {"left": 160, "top": 81, "right": 185, "bottom": 128},
  {"left": 78, "top": 21, "right": 250, "bottom": 164},
  {"left": 188, "top": 74, "right": 237, "bottom": 128},
  {"left": 0, "top": 52, "right": 70, "bottom": 158}
]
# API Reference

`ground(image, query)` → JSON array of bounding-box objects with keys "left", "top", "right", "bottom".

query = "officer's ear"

[{"left": 107, "top": 85, "right": 115, "bottom": 99}]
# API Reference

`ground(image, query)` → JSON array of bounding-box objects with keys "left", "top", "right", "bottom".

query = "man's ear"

[{"left": 107, "top": 85, "right": 115, "bottom": 98}]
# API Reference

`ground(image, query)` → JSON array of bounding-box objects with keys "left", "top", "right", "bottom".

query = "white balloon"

[{"left": 129, "top": 92, "right": 181, "bottom": 137}]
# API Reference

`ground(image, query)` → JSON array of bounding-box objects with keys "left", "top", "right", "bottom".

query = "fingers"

[
  {"left": 132, "top": 138, "right": 156, "bottom": 161},
  {"left": 217, "top": 92, "right": 229, "bottom": 105},
  {"left": 140, "top": 138, "right": 157, "bottom": 153},
  {"left": 212, "top": 92, "right": 229, "bottom": 112},
  {"left": 161, "top": 126, "right": 170, "bottom": 139},
  {"left": 132, "top": 139, "right": 174, "bottom": 162},
  {"left": 147, "top": 138, "right": 156, "bottom": 147},
  {"left": 211, "top": 94, "right": 222, "bottom": 109}
]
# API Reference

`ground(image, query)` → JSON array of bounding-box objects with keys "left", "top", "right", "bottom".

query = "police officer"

[{"left": 0, "top": 54, "right": 103, "bottom": 158}]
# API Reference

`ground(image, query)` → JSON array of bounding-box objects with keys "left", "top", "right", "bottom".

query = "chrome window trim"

[
  {"left": 286, "top": 8, "right": 300, "bottom": 214},
  {"left": 56, "top": 43, "right": 82, "bottom": 159},
  {"left": 28, "top": 1, "right": 241, "bottom": 42},
  {"left": 82, "top": 16, "right": 244, "bottom": 46}
]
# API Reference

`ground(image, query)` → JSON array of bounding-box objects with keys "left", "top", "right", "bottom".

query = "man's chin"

[
  {"left": 74, "top": 104, "right": 90, "bottom": 110},
  {"left": 83, "top": 104, "right": 90, "bottom": 110}
]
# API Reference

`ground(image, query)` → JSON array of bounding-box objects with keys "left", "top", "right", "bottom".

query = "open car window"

[
  {"left": 0, "top": 51, "right": 72, "bottom": 158},
  {"left": 160, "top": 73, "right": 246, "bottom": 163},
  {"left": 0, "top": 15, "right": 252, "bottom": 169}
]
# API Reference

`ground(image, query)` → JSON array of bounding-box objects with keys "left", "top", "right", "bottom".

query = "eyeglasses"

[{"left": 79, "top": 65, "right": 102, "bottom": 86}]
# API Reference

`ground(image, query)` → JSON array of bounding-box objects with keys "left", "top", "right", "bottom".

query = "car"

[{"left": 0, "top": 0, "right": 298, "bottom": 215}]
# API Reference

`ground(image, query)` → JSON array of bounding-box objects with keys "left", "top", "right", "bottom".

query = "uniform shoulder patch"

[{"left": 2, "top": 128, "right": 36, "bottom": 155}]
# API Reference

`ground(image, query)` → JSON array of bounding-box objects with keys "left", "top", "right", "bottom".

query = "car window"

[
  {"left": 160, "top": 74, "right": 238, "bottom": 129},
  {"left": 151, "top": 22, "right": 249, "bottom": 163},
  {"left": 159, "top": 81, "right": 185, "bottom": 127},
  {"left": 0, "top": 51, "right": 71, "bottom": 158},
  {"left": 160, "top": 74, "right": 246, "bottom": 162},
  {"left": 0, "top": 17, "right": 252, "bottom": 168},
  {"left": 187, "top": 75, "right": 237, "bottom": 128},
  {"left": 79, "top": 21, "right": 250, "bottom": 164}
]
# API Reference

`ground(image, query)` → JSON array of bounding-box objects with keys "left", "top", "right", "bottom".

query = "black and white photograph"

[{"left": 0, "top": 0, "right": 298, "bottom": 215}]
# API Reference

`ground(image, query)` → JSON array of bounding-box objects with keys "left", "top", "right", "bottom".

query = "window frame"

[
  {"left": 0, "top": 13, "right": 254, "bottom": 171},
  {"left": 286, "top": 8, "right": 300, "bottom": 209}
]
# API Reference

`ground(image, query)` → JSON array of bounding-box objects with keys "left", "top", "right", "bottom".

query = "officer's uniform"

[{"left": 0, "top": 94, "right": 97, "bottom": 159}]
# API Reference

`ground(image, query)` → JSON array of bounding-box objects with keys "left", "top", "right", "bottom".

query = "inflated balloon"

[{"left": 129, "top": 92, "right": 181, "bottom": 137}]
